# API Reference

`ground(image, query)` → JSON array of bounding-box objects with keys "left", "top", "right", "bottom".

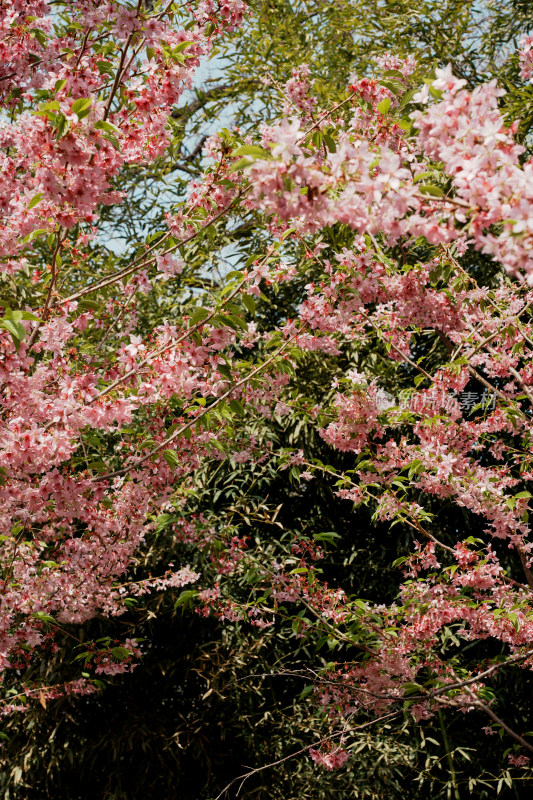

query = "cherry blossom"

[{"left": 2, "top": 0, "right": 533, "bottom": 772}]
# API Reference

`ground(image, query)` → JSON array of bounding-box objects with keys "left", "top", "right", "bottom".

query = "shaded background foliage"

[{"left": 2, "top": 0, "right": 533, "bottom": 798}]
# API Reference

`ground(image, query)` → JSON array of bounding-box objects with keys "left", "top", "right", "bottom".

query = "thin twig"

[{"left": 213, "top": 711, "right": 400, "bottom": 800}]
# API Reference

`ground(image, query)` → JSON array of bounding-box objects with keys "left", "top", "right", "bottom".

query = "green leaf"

[
  {"left": 27, "top": 193, "right": 44, "bottom": 210},
  {"left": 31, "top": 612, "right": 56, "bottom": 625},
  {"left": 37, "top": 100, "right": 60, "bottom": 114},
  {"left": 380, "top": 78, "right": 405, "bottom": 95},
  {"left": 101, "top": 131, "right": 120, "bottom": 150},
  {"left": 173, "top": 40, "right": 195, "bottom": 52},
  {"left": 413, "top": 171, "right": 433, "bottom": 183},
  {"left": 229, "top": 157, "right": 253, "bottom": 173},
  {"left": 87, "top": 460, "right": 107, "bottom": 472},
  {"left": 71, "top": 98, "right": 92, "bottom": 119},
  {"left": 418, "top": 184, "right": 444, "bottom": 197},
  {"left": 54, "top": 113, "right": 70, "bottom": 138},
  {"left": 377, "top": 97, "right": 391, "bottom": 114},
  {"left": 0, "top": 319, "right": 26, "bottom": 346},
  {"left": 231, "top": 145, "right": 268, "bottom": 157},
  {"left": 96, "top": 61, "right": 114, "bottom": 75},
  {"left": 163, "top": 449, "right": 181, "bottom": 468},
  {"left": 508, "top": 612, "right": 521, "bottom": 632},
  {"left": 31, "top": 28, "right": 47, "bottom": 48},
  {"left": 228, "top": 399, "right": 245, "bottom": 415},
  {"left": 72, "top": 651, "right": 91, "bottom": 663},
  {"left": 402, "top": 682, "right": 423, "bottom": 696},
  {"left": 429, "top": 85, "right": 443, "bottom": 99},
  {"left": 392, "top": 556, "right": 408, "bottom": 567},
  {"left": 313, "top": 531, "right": 342, "bottom": 543},
  {"left": 242, "top": 294, "right": 256, "bottom": 315},
  {"left": 174, "top": 589, "right": 198, "bottom": 608},
  {"left": 155, "top": 514, "right": 174, "bottom": 533},
  {"left": 111, "top": 647, "right": 132, "bottom": 661},
  {"left": 226, "top": 314, "right": 247, "bottom": 330},
  {"left": 78, "top": 299, "right": 101, "bottom": 311},
  {"left": 209, "top": 439, "right": 227, "bottom": 453},
  {"left": 382, "top": 69, "right": 405, "bottom": 79},
  {"left": 189, "top": 307, "right": 210, "bottom": 326},
  {"left": 322, "top": 133, "right": 337, "bottom": 153},
  {"left": 94, "top": 120, "right": 119, "bottom": 133}
]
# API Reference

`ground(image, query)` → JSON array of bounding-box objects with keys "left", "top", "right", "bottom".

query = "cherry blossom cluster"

[
  {"left": 519, "top": 34, "right": 533, "bottom": 83},
  {"left": 214, "top": 53, "right": 533, "bottom": 766},
  {"left": 2, "top": 0, "right": 533, "bottom": 773},
  {"left": 0, "top": 0, "right": 261, "bottom": 703},
  {"left": 247, "top": 64, "right": 533, "bottom": 281}
]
